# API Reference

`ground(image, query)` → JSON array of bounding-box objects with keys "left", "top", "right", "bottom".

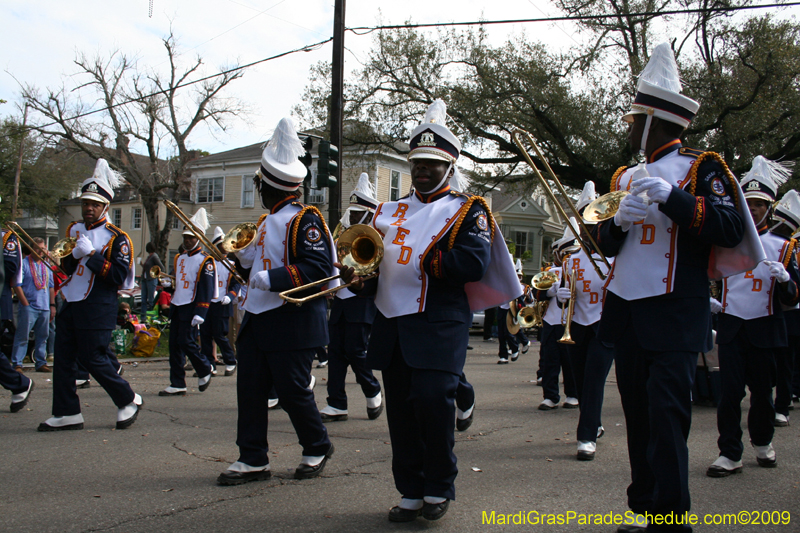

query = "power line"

[{"left": 346, "top": 2, "right": 800, "bottom": 31}]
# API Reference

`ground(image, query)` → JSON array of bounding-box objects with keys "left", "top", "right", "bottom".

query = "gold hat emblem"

[
  {"left": 746, "top": 180, "right": 761, "bottom": 191},
  {"left": 87, "top": 182, "right": 98, "bottom": 192},
  {"left": 418, "top": 132, "right": 436, "bottom": 147}
]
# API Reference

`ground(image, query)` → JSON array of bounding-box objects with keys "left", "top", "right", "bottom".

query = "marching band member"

[
  {"left": 535, "top": 224, "right": 579, "bottom": 410},
  {"left": 708, "top": 157, "right": 799, "bottom": 477},
  {"left": 217, "top": 117, "right": 335, "bottom": 485},
  {"left": 497, "top": 259, "right": 531, "bottom": 364},
  {"left": 594, "top": 44, "right": 759, "bottom": 532},
  {"left": 159, "top": 208, "right": 217, "bottom": 396},
  {"left": 340, "top": 99, "right": 520, "bottom": 522},
  {"left": 1, "top": 225, "right": 22, "bottom": 325},
  {"left": 769, "top": 189, "right": 800, "bottom": 426},
  {"left": 199, "top": 227, "right": 240, "bottom": 377},
  {"left": 558, "top": 182, "right": 614, "bottom": 460},
  {"left": 40, "top": 159, "right": 142, "bottom": 431},
  {"left": 319, "top": 173, "right": 383, "bottom": 423}
]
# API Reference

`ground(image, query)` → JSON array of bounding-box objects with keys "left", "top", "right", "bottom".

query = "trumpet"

[
  {"left": 149, "top": 265, "right": 175, "bottom": 283},
  {"left": 4, "top": 221, "right": 68, "bottom": 276},
  {"left": 164, "top": 200, "right": 255, "bottom": 286},
  {"left": 279, "top": 224, "right": 384, "bottom": 306},
  {"left": 558, "top": 265, "right": 577, "bottom": 345},
  {"left": 512, "top": 129, "right": 610, "bottom": 280}
]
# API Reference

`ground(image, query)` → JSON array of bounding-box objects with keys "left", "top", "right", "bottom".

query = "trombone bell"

[
  {"left": 220, "top": 223, "right": 258, "bottom": 253},
  {"left": 337, "top": 225, "right": 384, "bottom": 276},
  {"left": 582, "top": 190, "right": 630, "bottom": 223},
  {"left": 51, "top": 238, "right": 77, "bottom": 259},
  {"left": 531, "top": 271, "right": 559, "bottom": 290},
  {"left": 518, "top": 307, "right": 536, "bottom": 328}
]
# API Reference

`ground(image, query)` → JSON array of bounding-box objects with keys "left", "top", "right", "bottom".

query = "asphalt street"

[{"left": 1, "top": 336, "right": 798, "bottom": 532}]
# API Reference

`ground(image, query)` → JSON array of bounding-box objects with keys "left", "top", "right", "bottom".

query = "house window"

[
  {"left": 197, "top": 177, "right": 224, "bottom": 203},
  {"left": 111, "top": 208, "right": 121, "bottom": 227},
  {"left": 390, "top": 170, "right": 400, "bottom": 201},
  {"left": 241, "top": 176, "right": 255, "bottom": 208},
  {"left": 132, "top": 207, "right": 142, "bottom": 230},
  {"left": 514, "top": 231, "right": 529, "bottom": 258},
  {"left": 172, "top": 215, "right": 180, "bottom": 230}
]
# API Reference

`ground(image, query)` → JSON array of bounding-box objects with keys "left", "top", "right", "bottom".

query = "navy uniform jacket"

[
  {"left": 171, "top": 247, "right": 216, "bottom": 322},
  {"left": 716, "top": 230, "right": 800, "bottom": 348},
  {"left": 61, "top": 221, "right": 133, "bottom": 331},
  {"left": 595, "top": 144, "right": 746, "bottom": 353},
  {"left": 237, "top": 199, "right": 333, "bottom": 353},
  {"left": 362, "top": 189, "right": 493, "bottom": 375},
  {"left": 330, "top": 295, "right": 377, "bottom": 325},
  {"left": 1, "top": 231, "right": 21, "bottom": 320}
]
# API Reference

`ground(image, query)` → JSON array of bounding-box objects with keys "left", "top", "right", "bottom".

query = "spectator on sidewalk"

[
  {"left": 141, "top": 242, "right": 165, "bottom": 322},
  {"left": 11, "top": 237, "right": 54, "bottom": 372}
]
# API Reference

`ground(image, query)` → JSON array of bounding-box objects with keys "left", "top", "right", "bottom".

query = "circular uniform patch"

[
  {"left": 711, "top": 177, "right": 727, "bottom": 196},
  {"left": 476, "top": 214, "right": 489, "bottom": 232},
  {"left": 306, "top": 227, "right": 322, "bottom": 243},
  {"left": 5, "top": 241, "right": 16, "bottom": 251},
  {"left": 206, "top": 262, "right": 214, "bottom": 272},
  {"left": 120, "top": 243, "right": 129, "bottom": 255}
]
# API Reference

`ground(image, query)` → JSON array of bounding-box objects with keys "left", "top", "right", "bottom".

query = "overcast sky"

[{"left": 2, "top": 1, "right": 797, "bottom": 157}]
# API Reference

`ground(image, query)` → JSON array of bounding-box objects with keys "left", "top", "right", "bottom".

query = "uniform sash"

[
  {"left": 565, "top": 250, "right": 611, "bottom": 326},
  {"left": 171, "top": 250, "right": 218, "bottom": 306}
]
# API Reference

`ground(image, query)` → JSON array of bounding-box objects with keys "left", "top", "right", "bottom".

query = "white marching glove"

[
  {"left": 613, "top": 193, "right": 649, "bottom": 232},
  {"left": 556, "top": 287, "right": 571, "bottom": 304},
  {"left": 221, "top": 295, "right": 232, "bottom": 305},
  {"left": 631, "top": 177, "right": 673, "bottom": 205},
  {"left": 709, "top": 297, "right": 723, "bottom": 314},
  {"left": 191, "top": 315, "right": 204, "bottom": 327},
  {"left": 161, "top": 279, "right": 172, "bottom": 288},
  {"left": 236, "top": 244, "right": 257, "bottom": 269},
  {"left": 249, "top": 270, "right": 271, "bottom": 291},
  {"left": 72, "top": 235, "right": 95, "bottom": 259},
  {"left": 546, "top": 284, "right": 559, "bottom": 298},
  {"left": 767, "top": 261, "right": 791, "bottom": 283}
]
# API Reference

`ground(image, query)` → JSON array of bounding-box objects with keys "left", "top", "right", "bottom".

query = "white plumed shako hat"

[
  {"left": 349, "top": 172, "right": 378, "bottom": 211},
  {"left": 408, "top": 99, "right": 461, "bottom": 164},
  {"left": 257, "top": 117, "right": 308, "bottom": 192},
  {"left": 211, "top": 226, "right": 225, "bottom": 245},
  {"left": 774, "top": 189, "right": 800, "bottom": 231},
  {"left": 576, "top": 181, "right": 598, "bottom": 213},
  {"left": 622, "top": 43, "right": 700, "bottom": 129},
  {"left": 80, "top": 158, "right": 122, "bottom": 204},
  {"left": 184, "top": 207, "right": 210, "bottom": 236},
  {"left": 741, "top": 156, "right": 792, "bottom": 203}
]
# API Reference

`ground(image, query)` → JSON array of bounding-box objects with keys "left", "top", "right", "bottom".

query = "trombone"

[
  {"left": 558, "top": 264, "right": 577, "bottom": 345},
  {"left": 164, "top": 200, "right": 256, "bottom": 286},
  {"left": 279, "top": 224, "right": 383, "bottom": 306},
  {"left": 4, "top": 221, "right": 68, "bottom": 276},
  {"left": 149, "top": 265, "right": 175, "bottom": 284},
  {"left": 512, "top": 129, "right": 611, "bottom": 280}
]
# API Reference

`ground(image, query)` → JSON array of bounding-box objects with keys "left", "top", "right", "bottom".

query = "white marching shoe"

[
  {"left": 753, "top": 442, "right": 777, "bottom": 468},
  {"left": 577, "top": 440, "right": 596, "bottom": 461},
  {"left": 38, "top": 413, "right": 85, "bottom": 432},
  {"left": 117, "top": 393, "right": 143, "bottom": 429},
  {"left": 706, "top": 455, "right": 743, "bottom": 477}
]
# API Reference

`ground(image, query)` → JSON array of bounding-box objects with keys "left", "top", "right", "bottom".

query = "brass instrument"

[
  {"left": 506, "top": 300, "right": 521, "bottom": 335},
  {"left": 4, "top": 221, "right": 68, "bottom": 276},
  {"left": 51, "top": 237, "right": 77, "bottom": 259},
  {"left": 332, "top": 222, "right": 344, "bottom": 241},
  {"left": 518, "top": 307, "right": 536, "bottom": 328},
  {"left": 149, "top": 265, "right": 175, "bottom": 283},
  {"left": 279, "top": 224, "right": 384, "bottom": 305},
  {"left": 164, "top": 200, "right": 253, "bottom": 286},
  {"left": 531, "top": 270, "right": 559, "bottom": 290},
  {"left": 558, "top": 265, "right": 577, "bottom": 345},
  {"left": 583, "top": 190, "right": 630, "bottom": 223},
  {"left": 512, "top": 129, "right": 611, "bottom": 280}
]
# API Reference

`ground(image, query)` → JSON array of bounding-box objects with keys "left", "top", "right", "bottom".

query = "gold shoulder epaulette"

[
  {"left": 611, "top": 166, "right": 628, "bottom": 192},
  {"left": 290, "top": 205, "right": 331, "bottom": 256},
  {"left": 686, "top": 152, "right": 739, "bottom": 208},
  {"left": 678, "top": 147, "right": 705, "bottom": 158},
  {"left": 783, "top": 238, "right": 797, "bottom": 268},
  {"left": 105, "top": 222, "right": 134, "bottom": 260},
  {"left": 447, "top": 196, "right": 495, "bottom": 251}
]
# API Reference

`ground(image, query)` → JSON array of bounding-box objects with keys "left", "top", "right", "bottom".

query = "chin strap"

[
  {"left": 639, "top": 111, "right": 654, "bottom": 157},
  {"left": 755, "top": 209, "right": 770, "bottom": 228},
  {"left": 430, "top": 162, "right": 453, "bottom": 194}
]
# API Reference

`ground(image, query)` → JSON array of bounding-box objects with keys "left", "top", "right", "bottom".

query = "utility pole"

[
  {"left": 328, "top": 0, "right": 345, "bottom": 226},
  {"left": 12, "top": 103, "right": 29, "bottom": 219}
]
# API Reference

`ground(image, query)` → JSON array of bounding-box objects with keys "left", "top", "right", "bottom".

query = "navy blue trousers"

[
  {"left": 774, "top": 335, "right": 796, "bottom": 416},
  {"left": 326, "top": 318, "right": 380, "bottom": 411},
  {"left": 235, "top": 320, "right": 330, "bottom": 467},
  {"left": 717, "top": 334, "right": 776, "bottom": 461},
  {"left": 383, "top": 343, "right": 460, "bottom": 500},
  {"left": 456, "top": 372, "right": 474, "bottom": 412},
  {"left": 76, "top": 349, "right": 120, "bottom": 381},
  {"left": 566, "top": 324, "right": 614, "bottom": 442},
  {"left": 539, "top": 323, "right": 577, "bottom": 402},
  {"left": 614, "top": 326, "right": 696, "bottom": 532},
  {"left": 0, "top": 352, "right": 29, "bottom": 393},
  {"left": 169, "top": 311, "right": 212, "bottom": 388},
  {"left": 199, "top": 306, "right": 236, "bottom": 367},
  {"left": 52, "top": 306, "right": 135, "bottom": 416}
]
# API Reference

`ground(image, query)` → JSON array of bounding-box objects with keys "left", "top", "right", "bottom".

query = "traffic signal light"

[
  {"left": 316, "top": 140, "right": 338, "bottom": 188},
  {"left": 299, "top": 136, "right": 313, "bottom": 183}
]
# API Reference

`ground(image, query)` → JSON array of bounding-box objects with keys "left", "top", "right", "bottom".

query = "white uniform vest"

[
  {"left": 541, "top": 266, "right": 563, "bottom": 327},
  {"left": 242, "top": 205, "right": 339, "bottom": 314},
  {"left": 372, "top": 194, "right": 466, "bottom": 318},
  {"left": 605, "top": 151, "right": 694, "bottom": 300},
  {"left": 565, "top": 250, "right": 611, "bottom": 326},
  {"left": 61, "top": 222, "right": 134, "bottom": 302},
  {"left": 211, "top": 259, "right": 232, "bottom": 303},
  {"left": 722, "top": 232, "right": 793, "bottom": 320},
  {"left": 171, "top": 249, "right": 218, "bottom": 306}
]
